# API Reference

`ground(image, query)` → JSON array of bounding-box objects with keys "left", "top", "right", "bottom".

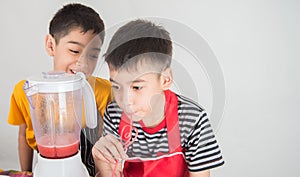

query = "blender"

[{"left": 24, "top": 71, "right": 97, "bottom": 177}]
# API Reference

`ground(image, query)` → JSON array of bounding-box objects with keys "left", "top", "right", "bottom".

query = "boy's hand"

[{"left": 93, "top": 134, "right": 128, "bottom": 163}]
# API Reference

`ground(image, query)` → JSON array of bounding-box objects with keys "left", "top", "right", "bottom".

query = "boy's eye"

[
  {"left": 112, "top": 85, "right": 120, "bottom": 90},
  {"left": 88, "top": 54, "right": 99, "bottom": 60},
  {"left": 132, "top": 86, "right": 143, "bottom": 90},
  {"left": 70, "top": 49, "right": 80, "bottom": 54}
]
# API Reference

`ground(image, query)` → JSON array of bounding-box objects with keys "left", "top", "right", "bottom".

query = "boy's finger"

[
  {"left": 92, "top": 146, "right": 109, "bottom": 163},
  {"left": 107, "top": 135, "right": 128, "bottom": 159},
  {"left": 95, "top": 137, "right": 118, "bottom": 163},
  {"left": 106, "top": 135, "right": 125, "bottom": 160}
]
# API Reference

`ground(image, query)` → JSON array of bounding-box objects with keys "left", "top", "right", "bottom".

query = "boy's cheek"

[
  {"left": 113, "top": 95, "right": 123, "bottom": 108},
  {"left": 88, "top": 59, "right": 98, "bottom": 68}
]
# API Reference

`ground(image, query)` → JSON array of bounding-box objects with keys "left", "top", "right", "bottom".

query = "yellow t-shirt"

[{"left": 7, "top": 76, "right": 112, "bottom": 150}]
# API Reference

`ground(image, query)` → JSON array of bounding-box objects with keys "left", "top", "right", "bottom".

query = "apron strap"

[{"left": 164, "top": 90, "right": 182, "bottom": 153}]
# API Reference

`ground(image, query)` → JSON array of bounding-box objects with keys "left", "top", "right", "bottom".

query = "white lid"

[{"left": 26, "top": 71, "right": 82, "bottom": 93}]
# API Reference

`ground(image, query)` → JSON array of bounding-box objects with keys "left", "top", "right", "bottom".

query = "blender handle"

[{"left": 77, "top": 72, "right": 98, "bottom": 129}]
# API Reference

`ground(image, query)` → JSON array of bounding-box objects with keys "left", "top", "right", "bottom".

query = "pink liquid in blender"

[{"left": 37, "top": 133, "right": 79, "bottom": 158}]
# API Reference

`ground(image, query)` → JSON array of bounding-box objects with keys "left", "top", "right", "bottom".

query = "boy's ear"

[
  {"left": 161, "top": 68, "right": 173, "bottom": 90},
  {"left": 45, "top": 34, "right": 55, "bottom": 56}
]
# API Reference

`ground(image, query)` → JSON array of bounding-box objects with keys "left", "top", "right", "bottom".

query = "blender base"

[{"left": 33, "top": 151, "right": 89, "bottom": 177}]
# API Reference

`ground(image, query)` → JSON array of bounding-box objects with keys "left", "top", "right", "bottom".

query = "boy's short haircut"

[
  {"left": 105, "top": 19, "right": 172, "bottom": 72},
  {"left": 49, "top": 3, "right": 105, "bottom": 43}
]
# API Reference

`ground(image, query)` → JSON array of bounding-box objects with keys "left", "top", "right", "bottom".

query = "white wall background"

[{"left": 0, "top": 0, "right": 299, "bottom": 177}]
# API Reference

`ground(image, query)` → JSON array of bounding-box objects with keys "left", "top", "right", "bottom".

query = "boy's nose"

[
  {"left": 122, "top": 90, "right": 134, "bottom": 111},
  {"left": 124, "top": 104, "right": 134, "bottom": 114},
  {"left": 74, "top": 59, "right": 88, "bottom": 73},
  {"left": 77, "top": 55, "right": 89, "bottom": 66}
]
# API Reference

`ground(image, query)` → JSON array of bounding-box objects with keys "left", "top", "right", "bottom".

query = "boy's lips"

[
  {"left": 69, "top": 68, "right": 79, "bottom": 74},
  {"left": 69, "top": 66, "right": 87, "bottom": 75},
  {"left": 124, "top": 109, "right": 138, "bottom": 117},
  {"left": 69, "top": 62, "right": 89, "bottom": 75},
  {"left": 68, "top": 64, "right": 78, "bottom": 74},
  {"left": 69, "top": 68, "right": 88, "bottom": 79},
  {"left": 70, "top": 69, "right": 77, "bottom": 74},
  {"left": 70, "top": 69, "right": 76, "bottom": 74}
]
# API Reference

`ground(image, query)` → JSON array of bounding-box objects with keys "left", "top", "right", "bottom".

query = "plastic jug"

[{"left": 24, "top": 71, "right": 97, "bottom": 158}]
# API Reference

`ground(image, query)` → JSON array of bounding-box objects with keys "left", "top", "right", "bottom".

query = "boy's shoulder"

[
  {"left": 89, "top": 76, "right": 112, "bottom": 96},
  {"left": 175, "top": 92, "right": 205, "bottom": 112},
  {"left": 8, "top": 80, "right": 29, "bottom": 115},
  {"left": 106, "top": 100, "right": 122, "bottom": 113},
  {"left": 90, "top": 76, "right": 111, "bottom": 89},
  {"left": 12, "top": 80, "right": 27, "bottom": 96},
  {"left": 175, "top": 92, "right": 209, "bottom": 126},
  {"left": 15, "top": 79, "right": 26, "bottom": 87},
  {"left": 89, "top": 76, "right": 113, "bottom": 114}
]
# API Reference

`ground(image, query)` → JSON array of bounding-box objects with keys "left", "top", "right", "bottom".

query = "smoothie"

[{"left": 37, "top": 133, "right": 79, "bottom": 158}]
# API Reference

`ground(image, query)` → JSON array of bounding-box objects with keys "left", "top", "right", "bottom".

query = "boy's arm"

[
  {"left": 8, "top": 81, "right": 34, "bottom": 172},
  {"left": 93, "top": 100, "right": 125, "bottom": 176},
  {"left": 184, "top": 109, "right": 224, "bottom": 176},
  {"left": 18, "top": 124, "right": 33, "bottom": 172},
  {"left": 189, "top": 170, "right": 210, "bottom": 177}
]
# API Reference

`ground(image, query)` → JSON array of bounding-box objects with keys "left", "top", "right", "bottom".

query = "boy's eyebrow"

[
  {"left": 109, "top": 78, "right": 117, "bottom": 83},
  {"left": 109, "top": 78, "right": 146, "bottom": 84},
  {"left": 68, "top": 41, "right": 85, "bottom": 47},
  {"left": 68, "top": 41, "right": 101, "bottom": 51},
  {"left": 131, "top": 79, "right": 146, "bottom": 83}
]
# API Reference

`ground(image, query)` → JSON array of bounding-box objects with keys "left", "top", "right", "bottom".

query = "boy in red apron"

[{"left": 93, "top": 19, "right": 224, "bottom": 177}]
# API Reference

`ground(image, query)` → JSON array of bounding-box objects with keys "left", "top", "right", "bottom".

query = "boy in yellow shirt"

[{"left": 7, "top": 3, "right": 112, "bottom": 177}]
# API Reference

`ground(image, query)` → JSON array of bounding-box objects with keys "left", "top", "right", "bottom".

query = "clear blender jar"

[{"left": 24, "top": 71, "right": 97, "bottom": 159}]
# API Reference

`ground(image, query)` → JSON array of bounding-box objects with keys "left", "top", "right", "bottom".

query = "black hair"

[
  {"left": 49, "top": 3, "right": 105, "bottom": 43},
  {"left": 105, "top": 19, "right": 172, "bottom": 72}
]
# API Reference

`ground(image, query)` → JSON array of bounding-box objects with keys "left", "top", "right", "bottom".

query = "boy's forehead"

[
  {"left": 60, "top": 28, "right": 102, "bottom": 47},
  {"left": 86, "top": 35, "right": 102, "bottom": 48},
  {"left": 110, "top": 66, "right": 160, "bottom": 82}
]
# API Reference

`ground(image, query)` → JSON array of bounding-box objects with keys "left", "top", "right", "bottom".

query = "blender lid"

[{"left": 26, "top": 71, "right": 83, "bottom": 93}]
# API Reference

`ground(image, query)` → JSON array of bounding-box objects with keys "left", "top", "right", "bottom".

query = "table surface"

[{"left": 0, "top": 169, "right": 33, "bottom": 177}]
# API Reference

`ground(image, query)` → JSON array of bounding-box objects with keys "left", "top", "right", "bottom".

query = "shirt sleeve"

[
  {"left": 102, "top": 102, "right": 121, "bottom": 138},
  {"left": 7, "top": 80, "right": 36, "bottom": 149},
  {"left": 185, "top": 110, "right": 224, "bottom": 172},
  {"left": 7, "top": 80, "right": 28, "bottom": 125}
]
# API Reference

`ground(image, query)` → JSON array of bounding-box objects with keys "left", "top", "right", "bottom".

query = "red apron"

[{"left": 118, "top": 90, "right": 189, "bottom": 177}]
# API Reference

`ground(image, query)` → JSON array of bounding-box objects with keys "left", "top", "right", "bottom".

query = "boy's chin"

[{"left": 124, "top": 112, "right": 144, "bottom": 122}]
